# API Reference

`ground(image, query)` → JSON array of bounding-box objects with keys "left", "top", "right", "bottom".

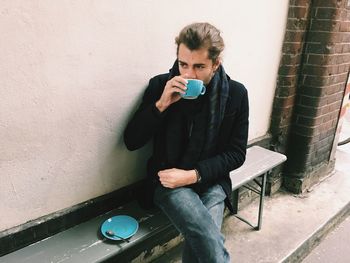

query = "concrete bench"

[{"left": 0, "top": 146, "right": 286, "bottom": 263}]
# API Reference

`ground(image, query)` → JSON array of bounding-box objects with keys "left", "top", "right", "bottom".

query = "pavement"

[
  {"left": 302, "top": 216, "right": 350, "bottom": 263},
  {"left": 301, "top": 108, "right": 350, "bottom": 263},
  {"left": 152, "top": 110, "right": 350, "bottom": 263}
]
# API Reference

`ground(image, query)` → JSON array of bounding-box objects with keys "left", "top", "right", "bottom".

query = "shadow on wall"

[{"left": 98, "top": 87, "right": 152, "bottom": 194}]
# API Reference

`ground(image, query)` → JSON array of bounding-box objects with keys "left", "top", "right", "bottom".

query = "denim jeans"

[{"left": 154, "top": 184, "right": 230, "bottom": 263}]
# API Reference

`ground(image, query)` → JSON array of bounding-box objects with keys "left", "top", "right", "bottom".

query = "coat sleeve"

[
  {"left": 195, "top": 86, "right": 249, "bottom": 185},
  {"left": 124, "top": 76, "right": 166, "bottom": 151}
]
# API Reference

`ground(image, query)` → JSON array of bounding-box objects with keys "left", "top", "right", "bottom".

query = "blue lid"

[{"left": 100, "top": 215, "right": 139, "bottom": 241}]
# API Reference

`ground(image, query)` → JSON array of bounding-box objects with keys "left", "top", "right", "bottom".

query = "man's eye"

[{"left": 179, "top": 63, "right": 188, "bottom": 68}]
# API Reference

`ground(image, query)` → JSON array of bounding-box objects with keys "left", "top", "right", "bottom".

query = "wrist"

[
  {"left": 188, "top": 170, "right": 197, "bottom": 184},
  {"left": 155, "top": 100, "right": 168, "bottom": 112},
  {"left": 194, "top": 169, "right": 201, "bottom": 183}
]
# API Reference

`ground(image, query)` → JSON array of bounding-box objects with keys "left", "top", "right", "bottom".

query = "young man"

[{"left": 124, "top": 22, "right": 249, "bottom": 262}]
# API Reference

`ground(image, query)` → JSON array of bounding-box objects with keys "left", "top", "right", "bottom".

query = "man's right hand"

[{"left": 155, "top": 76, "right": 188, "bottom": 112}]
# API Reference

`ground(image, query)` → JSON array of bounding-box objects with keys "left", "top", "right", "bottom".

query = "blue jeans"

[{"left": 154, "top": 184, "right": 230, "bottom": 263}]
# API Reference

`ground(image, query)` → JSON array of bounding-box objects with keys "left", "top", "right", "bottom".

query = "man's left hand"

[{"left": 158, "top": 168, "right": 197, "bottom": 188}]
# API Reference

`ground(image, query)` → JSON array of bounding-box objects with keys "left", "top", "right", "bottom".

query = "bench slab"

[
  {"left": 230, "top": 146, "right": 287, "bottom": 190},
  {"left": 0, "top": 146, "right": 286, "bottom": 263},
  {"left": 0, "top": 203, "right": 175, "bottom": 263}
]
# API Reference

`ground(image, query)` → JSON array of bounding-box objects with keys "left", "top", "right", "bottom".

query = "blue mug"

[{"left": 181, "top": 79, "right": 206, "bottom": 99}]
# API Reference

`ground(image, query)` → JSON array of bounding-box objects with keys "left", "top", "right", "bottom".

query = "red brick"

[
  {"left": 302, "top": 75, "right": 332, "bottom": 86},
  {"left": 340, "top": 9, "right": 348, "bottom": 20},
  {"left": 275, "top": 86, "right": 298, "bottom": 97},
  {"left": 340, "top": 21, "right": 350, "bottom": 31},
  {"left": 341, "top": 32, "right": 350, "bottom": 42},
  {"left": 325, "top": 83, "right": 346, "bottom": 94},
  {"left": 294, "top": 104, "right": 321, "bottom": 117},
  {"left": 300, "top": 94, "right": 328, "bottom": 107},
  {"left": 336, "top": 54, "right": 350, "bottom": 63},
  {"left": 326, "top": 92, "right": 343, "bottom": 104},
  {"left": 278, "top": 75, "right": 298, "bottom": 86},
  {"left": 274, "top": 96, "right": 297, "bottom": 108},
  {"left": 321, "top": 111, "right": 339, "bottom": 123},
  {"left": 302, "top": 65, "right": 329, "bottom": 76},
  {"left": 329, "top": 100, "right": 342, "bottom": 111},
  {"left": 279, "top": 65, "right": 299, "bottom": 76},
  {"left": 302, "top": 73, "right": 347, "bottom": 86},
  {"left": 285, "top": 30, "right": 306, "bottom": 43},
  {"left": 311, "top": 19, "right": 341, "bottom": 31},
  {"left": 332, "top": 65, "right": 346, "bottom": 75},
  {"left": 321, "top": 119, "right": 337, "bottom": 131},
  {"left": 289, "top": 6, "right": 309, "bottom": 18},
  {"left": 283, "top": 42, "right": 304, "bottom": 54},
  {"left": 313, "top": 7, "right": 338, "bottom": 19},
  {"left": 335, "top": 43, "right": 344, "bottom": 52},
  {"left": 271, "top": 112, "right": 293, "bottom": 129},
  {"left": 290, "top": 0, "right": 310, "bottom": 7},
  {"left": 336, "top": 72, "right": 349, "bottom": 82},
  {"left": 293, "top": 123, "right": 320, "bottom": 137},
  {"left": 320, "top": 101, "right": 341, "bottom": 114},
  {"left": 313, "top": 0, "right": 343, "bottom": 8},
  {"left": 318, "top": 130, "right": 328, "bottom": 140},
  {"left": 297, "top": 115, "right": 324, "bottom": 126},
  {"left": 287, "top": 18, "right": 309, "bottom": 30},
  {"left": 307, "top": 54, "right": 338, "bottom": 65},
  {"left": 341, "top": 43, "right": 350, "bottom": 52},
  {"left": 307, "top": 31, "right": 342, "bottom": 43},
  {"left": 281, "top": 53, "right": 302, "bottom": 65},
  {"left": 337, "top": 64, "right": 349, "bottom": 74},
  {"left": 305, "top": 43, "right": 336, "bottom": 54},
  {"left": 299, "top": 85, "right": 325, "bottom": 96}
]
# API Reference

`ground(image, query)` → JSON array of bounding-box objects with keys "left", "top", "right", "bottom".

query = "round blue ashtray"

[{"left": 100, "top": 215, "right": 139, "bottom": 241}]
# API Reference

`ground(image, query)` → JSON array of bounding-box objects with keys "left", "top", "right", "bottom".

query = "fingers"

[
  {"left": 158, "top": 169, "right": 177, "bottom": 188},
  {"left": 168, "top": 76, "right": 187, "bottom": 94},
  {"left": 158, "top": 169, "right": 171, "bottom": 183},
  {"left": 173, "top": 76, "right": 188, "bottom": 85},
  {"left": 158, "top": 168, "right": 174, "bottom": 174},
  {"left": 157, "top": 168, "right": 192, "bottom": 188},
  {"left": 157, "top": 76, "right": 188, "bottom": 111}
]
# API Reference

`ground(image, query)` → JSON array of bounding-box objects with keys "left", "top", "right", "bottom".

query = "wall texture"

[{"left": 0, "top": 0, "right": 289, "bottom": 231}]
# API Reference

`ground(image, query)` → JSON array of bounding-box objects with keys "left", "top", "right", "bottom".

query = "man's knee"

[{"left": 154, "top": 186, "right": 197, "bottom": 207}]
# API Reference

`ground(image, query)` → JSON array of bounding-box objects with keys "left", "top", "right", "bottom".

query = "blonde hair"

[{"left": 175, "top": 22, "right": 224, "bottom": 62}]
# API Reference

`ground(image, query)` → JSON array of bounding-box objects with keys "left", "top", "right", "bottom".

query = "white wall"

[{"left": 0, "top": 0, "right": 289, "bottom": 231}]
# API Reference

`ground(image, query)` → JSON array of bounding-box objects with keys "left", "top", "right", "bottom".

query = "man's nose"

[{"left": 184, "top": 67, "right": 196, "bottom": 79}]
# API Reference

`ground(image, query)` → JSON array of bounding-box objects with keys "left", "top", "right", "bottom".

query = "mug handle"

[{"left": 200, "top": 85, "right": 206, "bottom": 95}]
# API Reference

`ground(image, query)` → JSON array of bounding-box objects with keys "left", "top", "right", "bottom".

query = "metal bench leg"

[
  {"left": 255, "top": 172, "right": 267, "bottom": 231},
  {"left": 232, "top": 189, "right": 239, "bottom": 215}
]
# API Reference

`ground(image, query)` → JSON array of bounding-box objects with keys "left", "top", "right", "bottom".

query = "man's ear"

[{"left": 213, "top": 59, "right": 221, "bottom": 71}]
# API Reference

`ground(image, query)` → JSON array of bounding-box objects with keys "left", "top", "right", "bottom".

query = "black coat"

[{"left": 124, "top": 72, "right": 249, "bottom": 212}]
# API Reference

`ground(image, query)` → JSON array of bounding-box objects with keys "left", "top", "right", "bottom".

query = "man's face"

[{"left": 177, "top": 43, "right": 220, "bottom": 85}]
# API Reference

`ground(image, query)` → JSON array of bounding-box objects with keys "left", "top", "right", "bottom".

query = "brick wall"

[
  {"left": 270, "top": 0, "right": 311, "bottom": 153},
  {"left": 270, "top": 0, "right": 350, "bottom": 193}
]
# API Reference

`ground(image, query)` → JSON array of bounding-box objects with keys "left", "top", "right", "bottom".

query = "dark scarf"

[{"left": 164, "top": 60, "right": 229, "bottom": 170}]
